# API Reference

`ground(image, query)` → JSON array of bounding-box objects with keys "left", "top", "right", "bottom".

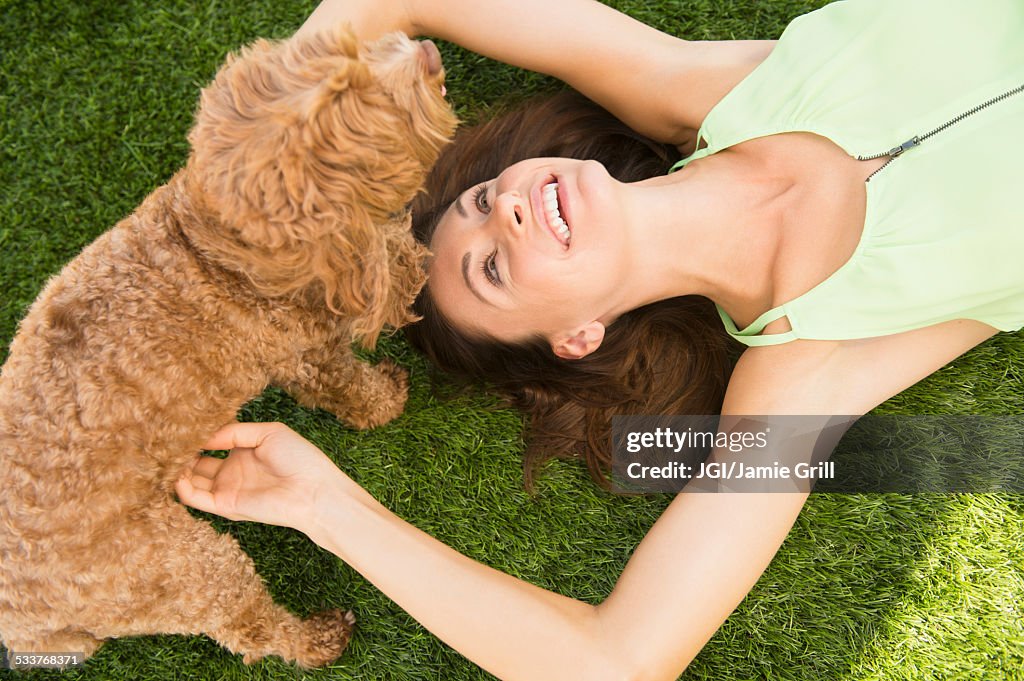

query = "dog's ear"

[
  {"left": 342, "top": 208, "right": 425, "bottom": 348},
  {"left": 303, "top": 207, "right": 427, "bottom": 348}
]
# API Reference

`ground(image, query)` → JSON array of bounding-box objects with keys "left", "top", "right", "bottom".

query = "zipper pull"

[{"left": 888, "top": 136, "right": 921, "bottom": 158}]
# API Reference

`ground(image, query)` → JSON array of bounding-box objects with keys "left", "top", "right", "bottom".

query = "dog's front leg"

[{"left": 273, "top": 345, "right": 409, "bottom": 430}]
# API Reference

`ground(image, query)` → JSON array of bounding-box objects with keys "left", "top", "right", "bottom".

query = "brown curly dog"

[{"left": 0, "top": 25, "right": 455, "bottom": 667}]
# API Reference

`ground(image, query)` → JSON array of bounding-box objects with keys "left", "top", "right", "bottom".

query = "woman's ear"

[{"left": 551, "top": 322, "right": 606, "bottom": 360}]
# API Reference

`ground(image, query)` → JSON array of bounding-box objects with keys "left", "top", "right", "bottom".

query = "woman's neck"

[{"left": 615, "top": 148, "right": 796, "bottom": 318}]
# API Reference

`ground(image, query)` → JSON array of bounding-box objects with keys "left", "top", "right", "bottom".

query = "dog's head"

[{"left": 186, "top": 26, "right": 457, "bottom": 346}]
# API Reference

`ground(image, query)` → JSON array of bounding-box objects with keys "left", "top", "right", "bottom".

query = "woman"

[
  {"left": 176, "top": 0, "right": 1024, "bottom": 678},
  {"left": 408, "top": 89, "right": 736, "bottom": 488}
]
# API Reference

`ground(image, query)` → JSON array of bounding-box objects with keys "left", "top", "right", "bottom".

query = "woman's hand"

[{"left": 175, "top": 421, "right": 342, "bottom": 532}]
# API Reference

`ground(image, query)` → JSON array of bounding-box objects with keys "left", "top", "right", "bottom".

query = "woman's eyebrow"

[
  {"left": 453, "top": 192, "right": 468, "bottom": 219},
  {"left": 461, "top": 251, "right": 490, "bottom": 306}
]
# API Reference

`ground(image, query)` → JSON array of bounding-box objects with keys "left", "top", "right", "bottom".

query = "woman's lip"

[
  {"left": 531, "top": 174, "right": 570, "bottom": 248},
  {"left": 554, "top": 175, "right": 572, "bottom": 243}
]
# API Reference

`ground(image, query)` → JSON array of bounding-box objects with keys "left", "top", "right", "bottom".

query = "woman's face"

[{"left": 427, "top": 157, "right": 632, "bottom": 356}]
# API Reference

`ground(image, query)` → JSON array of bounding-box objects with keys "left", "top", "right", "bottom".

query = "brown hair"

[{"left": 405, "top": 91, "right": 733, "bottom": 489}]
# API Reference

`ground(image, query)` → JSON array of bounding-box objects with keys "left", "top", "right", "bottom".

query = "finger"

[
  {"left": 191, "top": 454, "right": 229, "bottom": 479},
  {"left": 202, "top": 421, "right": 286, "bottom": 451},
  {"left": 174, "top": 474, "right": 220, "bottom": 515},
  {"left": 187, "top": 471, "right": 215, "bottom": 493}
]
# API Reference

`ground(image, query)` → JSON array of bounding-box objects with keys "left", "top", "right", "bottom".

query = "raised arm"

[{"left": 298, "top": 0, "right": 774, "bottom": 144}]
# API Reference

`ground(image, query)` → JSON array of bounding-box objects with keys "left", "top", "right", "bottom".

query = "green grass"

[{"left": 2, "top": 1, "right": 1022, "bottom": 679}]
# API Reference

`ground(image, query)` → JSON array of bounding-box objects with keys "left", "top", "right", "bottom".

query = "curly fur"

[{"left": 0, "top": 26, "right": 456, "bottom": 667}]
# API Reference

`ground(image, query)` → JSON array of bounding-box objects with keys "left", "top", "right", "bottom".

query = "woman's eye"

[
  {"left": 472, "top": 183, "right": 490, "bottom": 213},
  {"left": 481, "top": 250, "right": 501, "bottom": 286}
]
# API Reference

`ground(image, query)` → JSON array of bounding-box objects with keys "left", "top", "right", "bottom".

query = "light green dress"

[{"left": 671, "top": 0, "right": 1024, "bottom": 346}]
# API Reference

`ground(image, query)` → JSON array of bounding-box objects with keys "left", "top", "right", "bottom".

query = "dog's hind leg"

[
  {"left": 82, "top": 498, "right": 354, "bottom": 668},
  {"left": 274, "top": 347, "right": 409, "bottom": 430}
]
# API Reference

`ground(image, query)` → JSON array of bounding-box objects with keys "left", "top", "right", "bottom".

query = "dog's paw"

[
  {"left": 372, "top": 359, "right": 410, "bottom": 422},
  {"left": 377, "top": 358, "right": 410, "bottom": 397},
  {"left": 344, "top": 359, "right": 409, "bottom": 430},
  {"left": 291, "top": 608, "right": 356, "bottom": 668}
]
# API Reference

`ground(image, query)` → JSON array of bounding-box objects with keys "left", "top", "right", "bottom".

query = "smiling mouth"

[{"left": 540, "top": 180, "right": 571, "bottom": 247}]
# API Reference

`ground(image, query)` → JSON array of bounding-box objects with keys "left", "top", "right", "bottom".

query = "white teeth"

[{"left": 541, "top": 181, "right": 570, "bottom": 245}]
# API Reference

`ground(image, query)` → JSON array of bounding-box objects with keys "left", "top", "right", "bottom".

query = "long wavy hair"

[{"left": 405, "top": 91, "right": 734, "bottom": 489}]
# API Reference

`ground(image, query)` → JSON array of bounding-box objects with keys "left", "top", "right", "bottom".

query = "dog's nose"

[{"left": 419, "top": 40, "right": 442, "bottom": 76}]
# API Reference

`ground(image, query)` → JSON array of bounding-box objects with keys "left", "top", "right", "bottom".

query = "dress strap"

[
  {"left": 715, "top": 304, "right": 798, "bottom": 347},
  {"left": 669, "top": 134, "right": 714, "bottom": 173}
]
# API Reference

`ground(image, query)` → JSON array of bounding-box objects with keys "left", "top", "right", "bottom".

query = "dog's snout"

[{"left": 418, "top": 40, "right": 442, "bottom": 76}]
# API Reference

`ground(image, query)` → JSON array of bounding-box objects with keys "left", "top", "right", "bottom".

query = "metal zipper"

[{"left": 858, "top": 82, "right": 1024, "bottom": 182}]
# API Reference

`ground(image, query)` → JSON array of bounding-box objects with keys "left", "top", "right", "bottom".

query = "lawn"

[{"left": 1, "top": 1, "right": 1022, "bottom": 679}]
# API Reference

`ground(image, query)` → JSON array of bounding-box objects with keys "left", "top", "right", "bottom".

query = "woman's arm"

[
  {"left": 176, "top": 321, "right": 994, "bottom": 680},
  {"left": 176, "top": 417, "right": 810, "bottom": 680},
  {"left": 297, "top": 0, "right": 774, "bottom": 144},
  {"left": 174, "top": 335, "right": 910, "bottom": 680},
  {"left": 305, "top": 448, "right": 811, "bottom": 680},
  {"left": 297, "top": 339, "right": 887, "bottom": 680},
  {"left": 594, "top": 319, "right": 999, "bottom": 676}
]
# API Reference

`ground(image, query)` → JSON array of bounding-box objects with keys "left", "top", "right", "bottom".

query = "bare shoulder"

[{"left": 724, "top": 319, "right": 999, "bottom": 416}]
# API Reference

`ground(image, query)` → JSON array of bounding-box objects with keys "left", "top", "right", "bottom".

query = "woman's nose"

[{"left": 493, "top": 192, "right": 525, "bottom": 237}]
